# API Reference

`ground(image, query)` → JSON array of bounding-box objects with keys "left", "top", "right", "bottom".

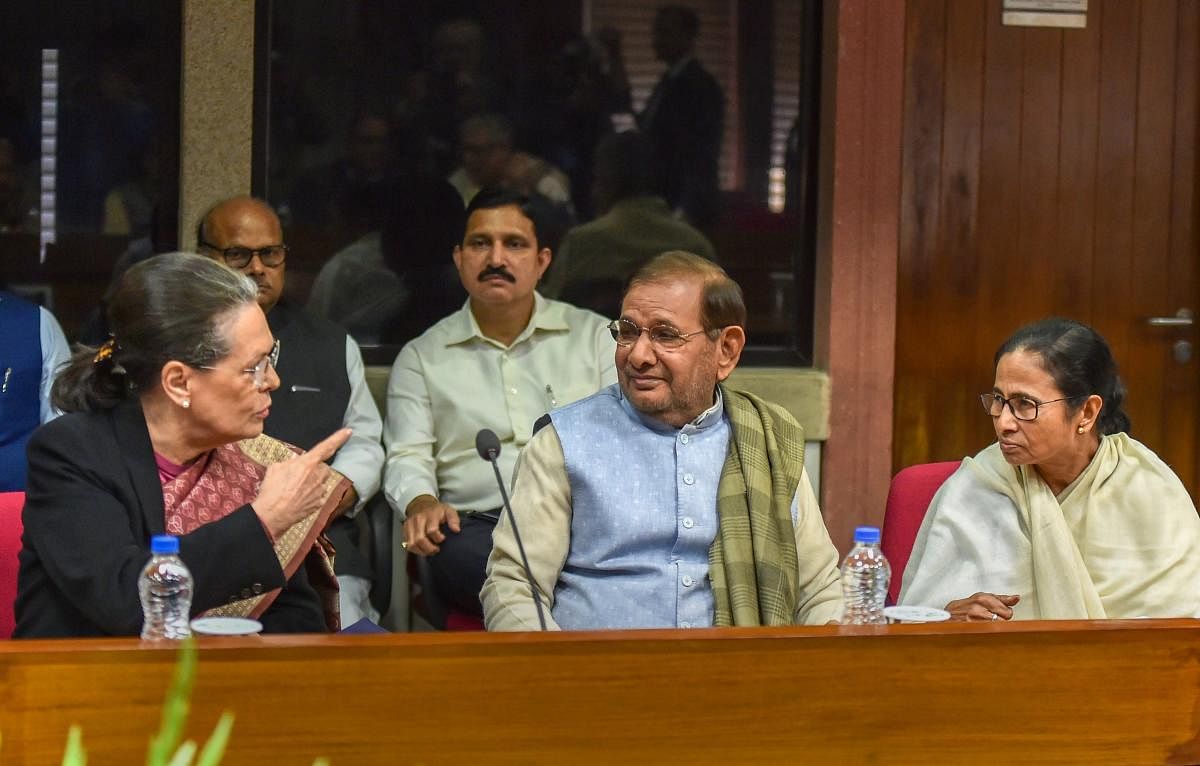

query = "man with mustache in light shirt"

[{"left": 383, "top": 188, "right": 614, "bottom": 622}]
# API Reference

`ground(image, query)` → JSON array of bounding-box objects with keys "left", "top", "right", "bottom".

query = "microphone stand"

[{"left": 485, "top": 451, "right": 548, "bottom": 631}]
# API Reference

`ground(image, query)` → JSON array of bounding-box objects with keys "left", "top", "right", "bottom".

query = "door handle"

[{"left": 1147, "top": 309, "right": 1194, "bottom": 328}]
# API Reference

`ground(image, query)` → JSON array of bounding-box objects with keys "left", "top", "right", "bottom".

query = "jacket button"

[{"left": 252, "top": 583, "right": 263, "bottom": 595}]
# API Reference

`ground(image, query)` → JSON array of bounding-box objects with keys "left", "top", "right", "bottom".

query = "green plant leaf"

[
  {"left": 60, "top": 724, "right": 87, "bottom": 766},
  {"left": 166, "top": 740, "right": 197, "bottom": 766},
  {"left": 146, "top": 637, "right": 197, "bottom": 766},
  {"left": 195, "top": 712, "right": 234, "bottom": 766},
  {"left": 51, "top": 637, "right": 238, "bottom": 766}
]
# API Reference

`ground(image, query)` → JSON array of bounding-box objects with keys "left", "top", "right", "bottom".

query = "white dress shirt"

[
  {"left": 38, "top": 306, "right": 70, "bottom": 423},
  {"left": 383, "top": 293, "right": 615, "bottom": 518},
  {"left": 329, "top": 336, "right": 383, "bottom": 516}
]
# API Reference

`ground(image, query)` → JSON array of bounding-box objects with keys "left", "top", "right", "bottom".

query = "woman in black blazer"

[{"left": 16, "top": 253, "right": 350, "bottom": 637}]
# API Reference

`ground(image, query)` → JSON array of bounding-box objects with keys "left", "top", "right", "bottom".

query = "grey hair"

[
  {"left": 160, "top": 251, "right": 259, "bottom": 365},
  {"left": 52, "top": 252, "right": 260, "bottom": 412}
]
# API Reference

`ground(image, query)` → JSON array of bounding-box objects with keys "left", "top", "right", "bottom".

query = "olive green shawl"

[{"left": 709, "top": 386, "right": 805, "bottom": 626}]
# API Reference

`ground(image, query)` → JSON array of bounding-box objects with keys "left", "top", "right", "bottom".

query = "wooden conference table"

[{"left": 0, "top": 619, "right": 1198, "bottom": 764}]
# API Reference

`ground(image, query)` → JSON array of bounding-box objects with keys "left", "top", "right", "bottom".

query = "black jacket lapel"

[{"left": 110, "top": 399, "right": 166, "bottom": 536}]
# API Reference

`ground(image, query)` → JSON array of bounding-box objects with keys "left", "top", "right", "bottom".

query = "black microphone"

[{"left": 475, "top": 428, "right": 548, "bottom": 631}]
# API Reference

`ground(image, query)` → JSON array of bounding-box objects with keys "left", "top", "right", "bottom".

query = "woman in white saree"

[{"left": 899, "top": 318, "right": 1200, "bottom": 621}]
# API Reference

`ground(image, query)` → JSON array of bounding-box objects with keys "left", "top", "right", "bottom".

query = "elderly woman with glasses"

[
  {"left": 899, "top": 318, "right": 1200, "bottom": 621},
  {"left": 15, "top": 253, "right": 352, "bottom": 637}
]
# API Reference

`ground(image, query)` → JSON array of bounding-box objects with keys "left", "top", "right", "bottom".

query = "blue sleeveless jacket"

[
  {"left": 548, "top": 385, "right": 728, "bottom": 629},
  {"left": 0, "top": 292, "right": 43, "bottom": 491}
]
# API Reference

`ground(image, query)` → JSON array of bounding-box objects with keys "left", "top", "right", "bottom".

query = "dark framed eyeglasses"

[
  {"left": 199, "top": 339, "right": 280, "bottom": 390},
  {"left": 608, "top": 318, "right": 710, "bottom": 350},
  {"left": 199, "top": 240, "right": 288, "bottom": 269},
  {"left": 980, "top": 392, "right": 1070, "bottom": 422}
]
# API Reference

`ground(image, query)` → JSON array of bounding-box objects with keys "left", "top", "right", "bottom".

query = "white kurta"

[{"left": 899, "top": 433, "right": 1200, "bottom": 619}]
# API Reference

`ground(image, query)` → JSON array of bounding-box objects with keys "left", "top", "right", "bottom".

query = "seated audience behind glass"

[
  {"left": 899, "top": 318, "right": 1200, "bottom": 620},
  {"left": 15, "top": 253, "right": 351, "bottom": 637}
]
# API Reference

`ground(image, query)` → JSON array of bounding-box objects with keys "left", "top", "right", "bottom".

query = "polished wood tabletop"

[{"left": 1, "top": 619, "right": 1198, "bottom": 764}]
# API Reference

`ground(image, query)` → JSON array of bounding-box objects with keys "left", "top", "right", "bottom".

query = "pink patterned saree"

[{"left": 159, "top": 434, "right": 350, "bottom": 630}]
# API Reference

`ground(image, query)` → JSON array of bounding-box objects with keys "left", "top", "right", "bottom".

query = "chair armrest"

[{"left": 364, "top": 493, "right": 393, "bottom": 616}]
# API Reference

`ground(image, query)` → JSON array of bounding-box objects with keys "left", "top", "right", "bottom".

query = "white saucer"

[
  {"left": 883, "top": 605, "right": 951, "bottom": 623},
  {"left": 190, "top": 616, "right": 263, "bottom": 635}
]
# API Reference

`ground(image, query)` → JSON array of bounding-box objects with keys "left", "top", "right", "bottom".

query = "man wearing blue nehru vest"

[
  {"left": 0, "top": 291, "right": 69, "bottom": 491},
  {"left": 483, "top": 251, "right": 844, "bottom": 630}
]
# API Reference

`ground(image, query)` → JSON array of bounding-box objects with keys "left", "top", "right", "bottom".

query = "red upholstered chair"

[
  {"left": 444, "top": 608, "right": 485, "bottom": 632},
  {"left": 407, "top": 554, "right": 484, "bottom": 632},
  {"left": 0, "top": 492, "right": 25, "bottom": 639},
  {"left": 881, "top": 462, "right": 959, "bottom": 604}
]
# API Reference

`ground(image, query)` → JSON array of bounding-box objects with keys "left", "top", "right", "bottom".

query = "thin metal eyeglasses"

[
  {"left": 608, "top": 319, "right": 710, "bottom": 350},
  {"left": 199, "top": 240, "right": 288, "bottom": 269},
  {"left": 980, "top": 392, "right": 1071, "bottom": 422},
  {"left": 199, "top": 339, "right": 280, "bottom": 389}
]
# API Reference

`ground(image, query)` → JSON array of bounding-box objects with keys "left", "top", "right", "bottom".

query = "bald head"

[{"left": 198, "top": 196, "right": 286, "bottom": 313}]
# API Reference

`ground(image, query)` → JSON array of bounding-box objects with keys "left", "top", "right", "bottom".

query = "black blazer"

[{"left": 14, "top": 399, "right": 326, "bottom": 637}]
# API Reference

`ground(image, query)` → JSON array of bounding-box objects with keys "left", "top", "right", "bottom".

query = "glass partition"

[
  {"left": 0, "top": 2, "right": 181, "bottom": 342},
  {"left": 255, "top": 0, "right": 819, "bottom": 365}
]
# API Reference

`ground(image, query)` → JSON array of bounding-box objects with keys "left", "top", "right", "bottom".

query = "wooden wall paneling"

[
  {"left": 920, "top": 0, "right": 989, "bottom": 461},
  {"left": 1016, "top": 26, "right": 1063, "bottom": 323},
  {"left": 1128, "top": 0, "right": 1180, "bottom": 454},
  {"left": 1089, "top": 0, "right": 1139, "bottom": 396},
  {"left": 968, "top": 5, "right": 1024, "bottom": 452},
  {"left": 936, "top": 0, "right": 988, "bottom": 452},
  {"left": 1165, "top": 1, "right": 1200, "bottom": 487},
  {"left": 1054, "top": 0, "right": 1101, "bottom": 324},
  {"left": 893, "top": 0, "right": 1200, "bottom": 490},
  {"left": 894, "top": 0, "right": 947, "bottom": 470}
]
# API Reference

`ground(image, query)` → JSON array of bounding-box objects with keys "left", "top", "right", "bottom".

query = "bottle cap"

[
  {"left": 150, "top": 535, "right": 180, "bottom": 555},
  {"left": 853, "top": 526, "right": 881, "bottom": 544}
]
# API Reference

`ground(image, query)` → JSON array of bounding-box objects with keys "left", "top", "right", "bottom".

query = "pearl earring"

[
  {"left": 182, "top": 398, "right": 191, "bottom": 409},
  {"left": 1077, "top": 425, "right": 1085, "bottom": 434}
]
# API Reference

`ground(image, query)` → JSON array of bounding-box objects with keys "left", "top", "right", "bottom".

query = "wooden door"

[{"left": 894, "top": 0, "right": 1200, "bottom": 492}]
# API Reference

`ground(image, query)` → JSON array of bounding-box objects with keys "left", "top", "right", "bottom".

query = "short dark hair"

[
  {"left": 994, "top": 317, "right": 1131, "bottom": 435},
  {"left": 463, "top": 187, "right": 552, "bottom": 245},
  {"left": 627, "top": 251, "right": 744, "bottom": 333},
  {"left": 52, "top": 253, "right": 257, "bottom": 413}
]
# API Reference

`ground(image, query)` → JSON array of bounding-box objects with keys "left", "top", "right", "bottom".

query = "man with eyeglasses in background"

[
  {"left": 483, "top": 251, "right": 843, "bottom": 631},
  {"left": 198, "top": 196, "right": 385, "bottom": 626}
]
